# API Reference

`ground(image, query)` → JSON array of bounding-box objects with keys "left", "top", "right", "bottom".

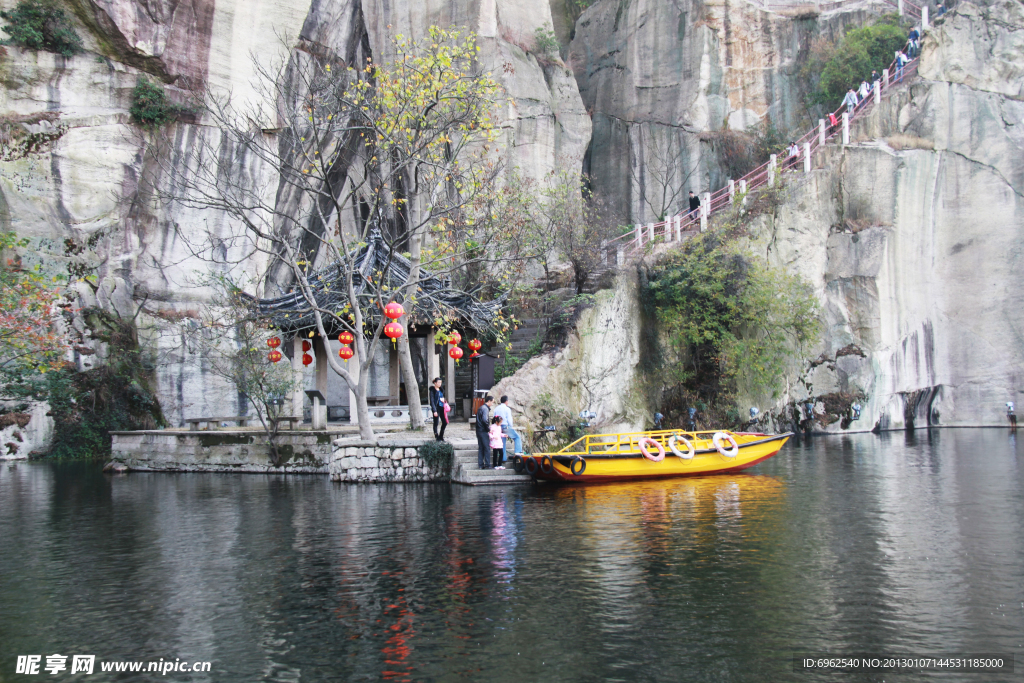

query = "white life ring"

[
  {"left": 638, "top": 437, "right": 665, "bottom": 462},
  {"left": 713, "top": 432, "right": 739, "bottom": 457},
  {"left": 668, "top": 434, "right": 695, "bottom": 459}
]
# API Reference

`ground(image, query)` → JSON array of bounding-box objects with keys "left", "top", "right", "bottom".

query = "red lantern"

[
  {"left": 449, "top": 346, "right": 464, "bottom": 360},
  {"left": 384, "top": 321, "right": 404, "bottom": 343},
  {"left": 448, "top": 331, "right": 462, "bottom": 346},
  {"left": 384, "top": 302, "right": 404, "bottom": 320},
  {"left": 468, "top": 338, "right": 482, "bottom": 352},
  {"left": 302, "top": 340, "right": 312, "bottom": 352},
  {"left": 470, "top": 352, "right": 480, "bottom": 359},
  {"left": 302, "top": 353, "right": 313, "bottom": 366},
  {"left": 268, "top": 350, "right": 282, "bottom": 363},
  {"left": 338, "top": 331, "right": 354, "bottom": 345},
  {"left": 267, "top": 336, "right": 281, "bottom": 349},
  {"left": 338, "top": 346, "right": 354, "bottom": 360}
]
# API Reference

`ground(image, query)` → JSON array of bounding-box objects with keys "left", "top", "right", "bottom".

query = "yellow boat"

[{"left": 515, "top": 429, "right": 792, "bottom": 482}]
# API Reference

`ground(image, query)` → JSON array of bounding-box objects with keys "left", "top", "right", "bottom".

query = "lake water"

[{"left": 1, "top": 430, "right": 1021, "bottom": 682}]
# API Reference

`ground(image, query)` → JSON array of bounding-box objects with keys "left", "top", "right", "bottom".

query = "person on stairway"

[
  {"left": 493, "top": 396, "right": 524, "bottom": 456},
  {"left": 476, "top": 395, "right": 494, "bottom": 469},
  {"left": 489, "top": 415, "right": 505, "bottom": 469},
  {"left": 688, "top": 191, "right": 701, "bottom": 220},
  {"left": 858, "top": 80, "right": 871, "bottom": 100},
  {"left": 842, "top": 88, "right": 859, "bottom": 112}
]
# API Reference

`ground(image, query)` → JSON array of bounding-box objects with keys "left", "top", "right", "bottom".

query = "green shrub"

[
  {"left": 129, "top": 77, "right": 181, "bottom": 128},
  {"left": 812, "top": 16, "right": 907, "bottom": 106},
  {"left": 533, "top": 23, "right": 560, "bottom": 56},
  {"left": 642, "top": 223, "right": 820, "bottom": 426},
  {"left": 0, "top": 0, "right": 83, "bottom": 57},
  {"left": 419, "top": 441, "right": 453, "bottom": 472}
]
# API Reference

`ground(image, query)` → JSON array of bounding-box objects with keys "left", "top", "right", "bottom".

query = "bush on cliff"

[
  {"left": 805, "top": 15, "right": 907, "bottom": 107},
  {"left": 0, "top": 0, "right": 83, "bottom": 58},
  {"left": 642, "top": 224, "right": 820, "bottom": 428},
  {"left": 130, "top": 78, "right": 182, "bottom": 128}
]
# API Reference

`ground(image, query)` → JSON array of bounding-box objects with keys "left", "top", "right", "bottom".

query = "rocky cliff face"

[
  {"left": 568, "top": 0, "right": 877, "bottom": 223},
  {"left": 500, "top": 0, "right": 1024, "bottom": 435},
  {"left": 0, "top": 0, "right": 590, "bottom": 431},
  {"left": 2, "top": 0, "right": 1019, "bottom": 444},
  {"left": 733, "top": 0, "right": 1024, "bottom": 431}
]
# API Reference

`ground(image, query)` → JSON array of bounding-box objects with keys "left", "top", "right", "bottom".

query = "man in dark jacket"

[
  {"left": 476, "top": 395, "right": 494, "bottom": 469},
  {"left": 688, "top": 191, "right": 701, "bottom": 218}
]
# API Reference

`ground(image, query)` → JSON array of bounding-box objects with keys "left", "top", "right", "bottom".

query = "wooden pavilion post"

[
  {"left": 291, "top": 337, "right": 304, "bottom": 420},
  {"left": 446, "top": 350, "right": 455, "bottom": 417},
  {"left": 313, "top": 336, "right": 329, "bottom": 429},
  {"left": 388, "top": 344, "right": 400, "bottom": 405},
  {"left": 427, "top": 329, "right": 439, "bottom": 382}
]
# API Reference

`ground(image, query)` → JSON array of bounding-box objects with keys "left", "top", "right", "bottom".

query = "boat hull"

[{"left": 524, "top": 433, "right": 791, "bottom": 482}]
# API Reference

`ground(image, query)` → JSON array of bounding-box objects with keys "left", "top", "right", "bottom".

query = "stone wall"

[
  {"left": 329, "top": 438, "right": 449, "bottom": 482},
  {"left": 109, "top": 430, "right": 333, "bottom": 473}
]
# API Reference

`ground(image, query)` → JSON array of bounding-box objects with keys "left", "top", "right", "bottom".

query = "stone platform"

[{"left": 108, "top": 422, "right": 534, "bottom": 486}]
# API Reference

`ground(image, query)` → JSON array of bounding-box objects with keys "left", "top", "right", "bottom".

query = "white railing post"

[
  {"left": 648, "top": 222, "right": 655, "bottom": 243},
  {"left": 819, "top": 119, "right": 826, "bottom": 147},
  {"left": 700, "top": 210, "right": 707, "bottom": 233},
  {"left": 635, "top": 223, "right": 642, "bottom": 248},
  {"left": 616, "top": 246, "right": 624, "bottom": 266},
  {"left": 922, "top": 5, "right": 928, "bottom": 30},
  {"left": 601, "top": 239, "right": 609, "bottom": 265},
  {"left": 842, "top": 112, "right": 850, "bottom": 145},
  {"left": 674, "top": 215, "right": 682, "bottom": 241},
  {"left": 728, "top": 179, "right": 735, "bottom": 203},
  {"left": 898, "top": 0, "right": 903, "bottom": 15},
  {"left": 875, "top": 79, "right": 882, "bottom": 106},
  {"left": 768, "top": 154, "right": 777, "bottom": 185},
  {"left": 739, "top": 179, "right": 747, "bottom": 207},
  {"left": 883, "top": 67, "right": 890, "bottom": 89},
  {"left": 803, "top": 142, "right": 812, "bottom": 173},
  {"left": 701, "top": 193, "right": 711, "bottom": 232}
]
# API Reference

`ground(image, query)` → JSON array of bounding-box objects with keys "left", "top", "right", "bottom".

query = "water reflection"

[{"left": 1, "top": 430, "right": 1022, "bottom": 682}]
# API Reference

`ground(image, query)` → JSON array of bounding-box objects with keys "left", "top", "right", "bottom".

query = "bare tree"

[
  {"left": 183, "top": 283, "right": 300, "bottom": 464},
  {"left": 629, "top": 127, "right": 700, "bottom": 222},
  {"left": 539, "top": 168, "right": 615, "bottom": 296},
  {"left": 153, "top": 27, "right": 530, "bottom": 439}
]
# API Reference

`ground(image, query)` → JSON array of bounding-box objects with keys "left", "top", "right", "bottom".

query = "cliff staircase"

[{"left": 603, "top": 8, "right": 927, "bottom": 263}]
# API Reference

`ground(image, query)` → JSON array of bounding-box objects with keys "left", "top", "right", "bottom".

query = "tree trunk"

[
  {"left": 399, "top": 171, "right": 425, "bottom": 431},
  {"left": 353, "top": 368, "right": 375, "bottom": 441},
  {"left": 397, "top": 315, "right": 424, "bottom": 429}
]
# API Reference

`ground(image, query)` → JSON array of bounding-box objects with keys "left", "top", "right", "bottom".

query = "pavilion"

[{"left": 255, "top": 230, "right": 503, "bottom": 428}]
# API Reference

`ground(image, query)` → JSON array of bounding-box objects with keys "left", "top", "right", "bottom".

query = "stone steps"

[{"left": 449, "top": 440, "right": 532, "bottom": 485}]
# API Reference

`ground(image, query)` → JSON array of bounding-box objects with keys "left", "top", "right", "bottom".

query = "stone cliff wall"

[
  {"left": 500, "top": 0, "right": 1023, "bottom": 434},
  {"left": 0, "top": 0, "right": 590, "bottom": 430},
  {"left": 568, "top": 0, "right": 881, "bottom": 223},
  {"left": 770, "top": 0, "right": 1024, "bottom": 431}
]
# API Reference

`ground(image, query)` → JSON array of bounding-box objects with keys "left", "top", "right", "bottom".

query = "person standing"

[
  {"left": 489, "top": 415, "right": 506, "bottom": 469},
  {"left": 858, "top": 79, "right": 871, "bottom": 100},
  {"left": 428, "top": 377, "right": 449, "bottom": 442},
  {"left": 493, "top": 396, "right": 523, "bottom": 457},
  {"left": 871, "top": 70, "right": 881, "bottom": 88},
  {"left": 475, "top": 395, "right": 494, "bottom": 469},
  {"left": 1008, "top": 402, "right": 1017, "bottom": 431},
  {"left": 688, "top": 191, "right": 701, "bottom": 220}
]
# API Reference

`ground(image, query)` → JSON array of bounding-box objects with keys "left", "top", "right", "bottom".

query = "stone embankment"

[{"left": 108, "top": 429, "right": 533, "bottom": 485}]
